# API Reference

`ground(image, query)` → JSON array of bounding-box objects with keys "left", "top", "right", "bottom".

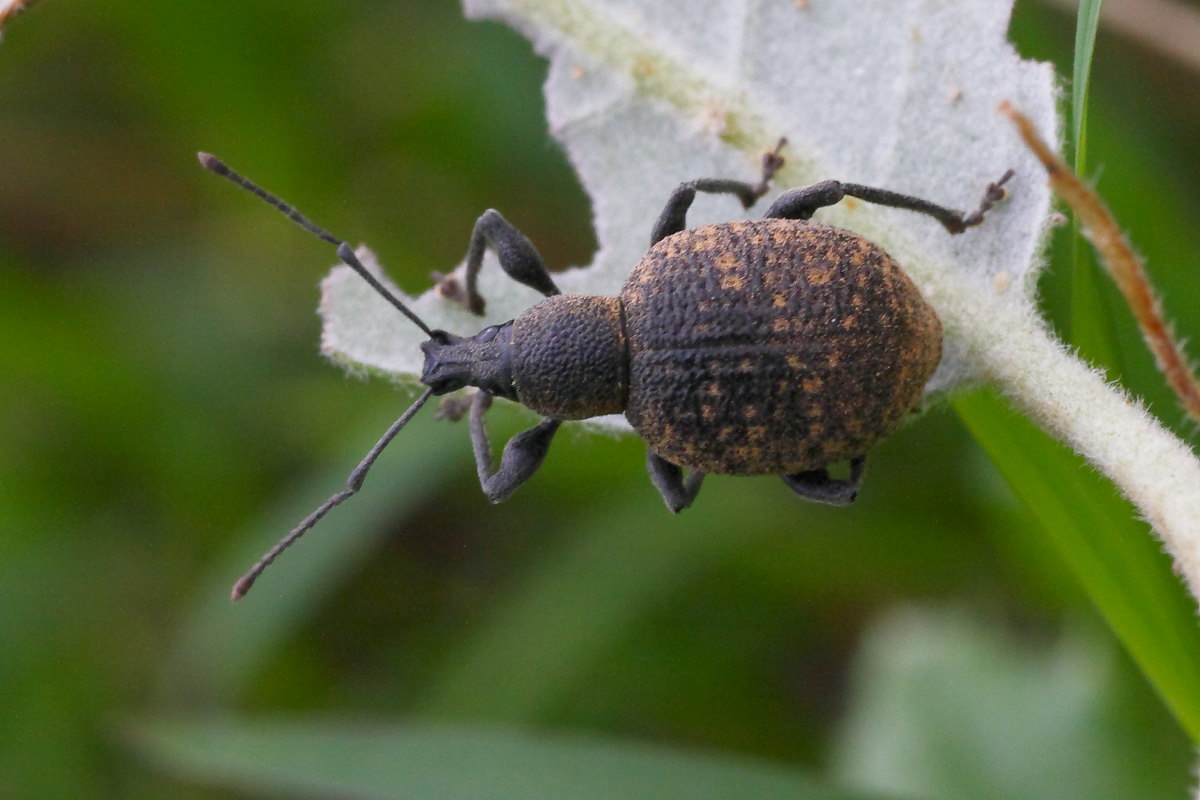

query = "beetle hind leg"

[
  {"left": 650, "top": 138, "right": 786, "bottom": 245},
  {"left": 781, "top": 456, "right": 866, "bottom": 506},
  {"left": 765, "top": 172, "right": 1014, "bottom": 234},
  {"left": 646, "top": 452, "right": 706, "bottom": 513}
]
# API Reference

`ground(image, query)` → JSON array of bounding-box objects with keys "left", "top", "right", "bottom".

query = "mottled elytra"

[{"left": 198, "top": 145, "right": 1012, "bottom": 600}]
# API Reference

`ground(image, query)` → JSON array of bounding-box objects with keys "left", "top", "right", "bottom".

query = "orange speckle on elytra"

[
  {"left": 807, "top": 266, "right": 835, "bottom": 285},
  {"left": 802, "top": 376, "right": 823, "bottom": 392},
  {"left": 720, "top": 273, "right": 744, "bottom": 291}
]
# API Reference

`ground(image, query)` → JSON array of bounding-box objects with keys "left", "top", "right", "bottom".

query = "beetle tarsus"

[
  {"left": 955, "top": 168, "right": 1015, "bottom": 231},
  {"left": 749, "top": 136, "right": 788, "bottom": 200}
]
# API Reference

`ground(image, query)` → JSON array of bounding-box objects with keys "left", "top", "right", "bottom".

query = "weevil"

[{"left": 199, "top": 145, "right": 1011, "bottom": 599}]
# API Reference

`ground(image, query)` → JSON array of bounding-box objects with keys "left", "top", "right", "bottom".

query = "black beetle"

[{"left": 199, "top": 146, "right": 1011, "bottom": 599}]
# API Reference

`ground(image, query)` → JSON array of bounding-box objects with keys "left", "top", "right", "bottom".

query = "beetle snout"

[{"left": 420, "top": 333, "right": 471, "bottom": 395}]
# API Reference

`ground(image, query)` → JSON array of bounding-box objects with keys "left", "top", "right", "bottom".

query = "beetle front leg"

[
  {"left": 444, "top": 209, "right": 561, "bottom": 316},
  {"left": 780, "top": 456, "right": 866, "bottom": 506},
  {"left": 469, "top": 391, "right": 561, "bottom": 503},
  {"left": 646, "top": 451, "right": 706, "bottom": 513}
]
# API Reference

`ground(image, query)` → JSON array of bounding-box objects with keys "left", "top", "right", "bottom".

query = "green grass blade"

[
  {"left": 1071, "top": 0, "right": 1103, "bottom": 160},
  {"left": 128, "top": 718, "right": 887, "bottom": 800},
  {"left": 953, "top": 388, "right": 1200, "bottom": 742},
  {"left": 1068, "top": 0, "right": 1122, "bottom": 373}
]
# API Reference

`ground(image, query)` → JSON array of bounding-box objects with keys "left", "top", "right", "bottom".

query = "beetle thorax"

[{"left": 510, "top": 294, "right": 627, "bottom": 420}]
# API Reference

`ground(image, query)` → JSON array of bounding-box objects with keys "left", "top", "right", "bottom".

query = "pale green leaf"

[
  {"left": 130, "top": 718, "right": 886, "bottom": 800},
  {"left": 833, "top": 608, "right": 1190, "bottom": 800}
]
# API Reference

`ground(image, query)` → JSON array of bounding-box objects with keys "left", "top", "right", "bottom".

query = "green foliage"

[
  {"left": 1, "top": 0, "right": 1198, "bottom": 798},
  {"left": 130, "top": 718, "right": 884, "bottom": 800},
  {"left": 833, "top": 608, "right": 1192, "bottom": 800},
  {"left": 954, "top": 389, "right": 1200, "bottom": 742}
]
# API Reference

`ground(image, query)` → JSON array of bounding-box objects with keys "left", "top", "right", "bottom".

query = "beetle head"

[{"left": 420, "top": 322, "right": 517, "bottom": 400}]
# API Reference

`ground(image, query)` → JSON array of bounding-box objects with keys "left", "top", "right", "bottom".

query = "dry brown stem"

[{"left": 1002, "top": 101, "right": 1200, "bottom": 423}]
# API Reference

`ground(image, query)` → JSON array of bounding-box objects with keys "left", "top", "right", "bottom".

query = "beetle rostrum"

[{"left": 199, "top": 145, "right": 1012, "bottom": 600}]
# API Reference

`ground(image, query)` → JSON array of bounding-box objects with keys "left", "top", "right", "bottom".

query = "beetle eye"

[{"left": 476, "top": 325, "right": 499, "bottom": 344}]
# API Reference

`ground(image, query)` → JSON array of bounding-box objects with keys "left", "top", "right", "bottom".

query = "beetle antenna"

[
  {"left": 198, "top": 152, "right": 437, "bottom": 338},
  {"left": 231, "top": 387, "right": 435, "bottom": 601}
]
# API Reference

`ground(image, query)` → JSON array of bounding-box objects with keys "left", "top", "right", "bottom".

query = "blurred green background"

[{"left": 2, "top": 1, "right": 1199, "bottom": 797}]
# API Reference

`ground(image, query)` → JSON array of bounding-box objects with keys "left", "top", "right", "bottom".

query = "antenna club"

[
  {"left": 230, "top": 574, "right": 255, "bottom": 602},
  {"left": 197, "top": 152, "right": 226, "bottom": 174}
]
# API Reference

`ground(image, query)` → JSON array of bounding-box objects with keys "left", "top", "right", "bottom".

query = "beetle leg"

[
  {"left": 469, "top": 390, "right": 561, "bottom": 503},
  {"left": 766, "top": 171, "right": 1014, "bottom": 234},
  {"left": 780, "top": 456, "right": 866, "bottom": 506},
  {"left": 645, "top": 451, "right": 706, "bottom": 513},
  {"left": 650, "top": 139, "right": 787, "bottom": 245},
  {"left": 762, "top": 180, "right": 847, "bottom": 220},
  {"left": 451, "top": 209, "right": 561, "bottom": 316}
]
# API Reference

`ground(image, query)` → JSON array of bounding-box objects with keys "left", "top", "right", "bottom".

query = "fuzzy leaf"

[
  {"left": 322, "top": 0, "right": 1055, "bottom": 395},
  {"left": 319, "top": 1, "right": 1200, "bottom": 602}
]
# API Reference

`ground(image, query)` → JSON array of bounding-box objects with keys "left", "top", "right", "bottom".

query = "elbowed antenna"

[
  {"left": 231, "top": 387, "right": 436, "bottom": 601},
  {"left": 197, "top": 152, "right": 437, "bottom": 339}
]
